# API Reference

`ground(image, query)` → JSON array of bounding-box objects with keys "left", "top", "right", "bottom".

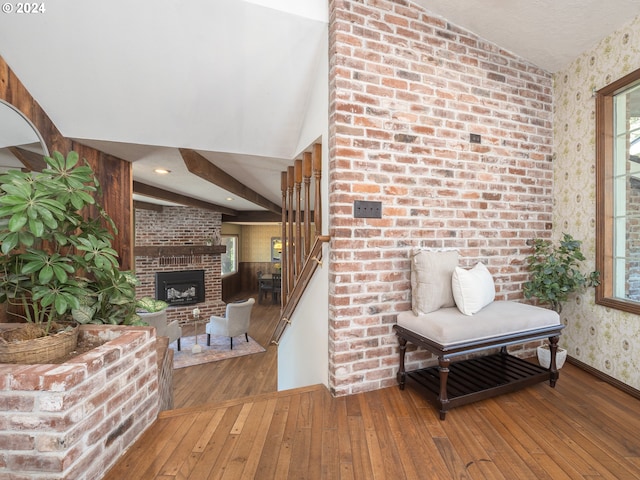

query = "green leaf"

[
  {"left": 8, "top": 214, "right": 27, "bottom": 232},
  {"left": 135, "top": 297, "right": 168, "bottom": 312},
  {"left": 0, "top": 194, "right": 30, "bottom": 206},
  {"left": 1, "top": 232, "right": 19, "bottom": 253},
  {"left": 66, "top": 151, "right": 79, "bottom": 169},
  {"left": 53, "top": 294, "right": 68, "bottom": 314},
  {"left": 38, "top": 265, "right": 54, "bottom": 284},
  {"left": 72, "top": 304, "right": 95, "bottom": 324},
  {"left": 28, "top": 218, "right": 44, "bottom": 237},
  {"left": 52, "top": 264, "right": 69, "bottom": 283}
]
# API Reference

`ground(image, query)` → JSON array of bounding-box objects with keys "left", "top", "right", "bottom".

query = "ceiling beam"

[
  {"left": 133, "top": 200, "right": 164, "bottom": 212},
  {"left": 133, "top": 181, "right": 238, "bottom": 215},
  {"left": 8, "top": 146, "right": 47, "bottom": 172},
  {"left": 222, "top": 210, "right": 282, "bottom": 223},
  {"left": 180, "top": 148, "right": 281, "bottom": 215}
]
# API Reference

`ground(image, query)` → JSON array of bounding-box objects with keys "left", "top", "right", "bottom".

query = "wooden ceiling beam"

[
  {"left": 8, "top": 146, "right": 47, "bottom": 172},
  {"left": 180, "top": 148, "right": 281, "bottom": 215},
  {"left": 133, "top": 181, "right": 238, "bottom": 215},
  {"left": 133, "top": 200, "right": 164, "bottom": 212},
  {"left": 222, "top": 210, "right": 282, "bottom": 223},
  {"left": 222, "top": 210, "right": 314, "bottom": 224}
]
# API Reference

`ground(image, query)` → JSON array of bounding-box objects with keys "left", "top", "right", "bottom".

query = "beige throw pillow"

[
  {"left": 451, "top": 262, "right": 495, "bottom": 315},
  {"left": 411, "top": 249, "right": 459, "bottom": 315}
]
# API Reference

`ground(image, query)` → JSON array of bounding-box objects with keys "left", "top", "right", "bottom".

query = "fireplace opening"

[{"left": 155, "top": 270, "right": 205, "bottom": 306}]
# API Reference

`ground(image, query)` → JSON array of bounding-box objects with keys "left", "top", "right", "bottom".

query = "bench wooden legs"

[
  {"left": 549, "top": 334, "right": 560, "bottom": 387},
  {"left": 438, "top": 357, "right": 450, "bottom": 420},
  {"left": 396, "top": 341, "right": 563, "bottom": 419},
  {"left": 397, "top": 337, "right": 407, "bottom": 390}
]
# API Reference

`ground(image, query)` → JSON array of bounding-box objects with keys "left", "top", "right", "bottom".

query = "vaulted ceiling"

[{"left": 1, "top": 0, "right": 639, "bottom": 214}]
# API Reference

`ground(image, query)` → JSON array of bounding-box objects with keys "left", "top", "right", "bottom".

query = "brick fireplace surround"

[{"left": 135, "top": 206, "right": 227, "bottom": 325}]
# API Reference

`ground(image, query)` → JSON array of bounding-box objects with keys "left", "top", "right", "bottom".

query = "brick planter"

[{"left": 0, "top": 325, "right": 161, "bottom": 480}]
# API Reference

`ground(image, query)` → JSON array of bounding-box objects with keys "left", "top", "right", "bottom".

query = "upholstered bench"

[{"left": 395, "top": 249, "right": 564, "bottom": 420}]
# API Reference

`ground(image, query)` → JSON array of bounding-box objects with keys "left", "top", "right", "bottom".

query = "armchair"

[
  {"left": 205, "top": 298, "right": 255, "bottom": 349},
  {"left": 140, "top": 310, "right": 182, "bottom": 351}
]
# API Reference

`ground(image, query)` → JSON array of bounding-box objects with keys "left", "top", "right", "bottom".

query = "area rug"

[{"left": 170, "top": 334, "right": 265, "bottom": 369}]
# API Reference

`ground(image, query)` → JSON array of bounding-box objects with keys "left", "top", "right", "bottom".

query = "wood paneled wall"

[
  {"left": 223, "top": 262, "right": 275, "bottom": 301},
  {"left": 0, "top": 55, "right": 133, "bottom": 269}
]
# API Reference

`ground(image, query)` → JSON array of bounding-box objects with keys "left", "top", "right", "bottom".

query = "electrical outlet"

[
  {"left": 470, "top": 133, "right": 481, "bottom": 144},
  {"left": 354, "top": 200, "right": 382, "bottom": 219}
]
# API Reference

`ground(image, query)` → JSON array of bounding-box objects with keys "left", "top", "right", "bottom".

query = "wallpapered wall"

[
  {"left": 554, "top": 14, "right": 640, "bottom": 390},
  {"left": 241, "top": 224, "right": 281, "bottom": 262},
  {"left": 221, "top": 223, "right": 282, "bottom": 263}
]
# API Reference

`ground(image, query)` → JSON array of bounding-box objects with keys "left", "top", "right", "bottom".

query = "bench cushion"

[{"left": 397, "top": 301, "right": 560, "bottom": 347}]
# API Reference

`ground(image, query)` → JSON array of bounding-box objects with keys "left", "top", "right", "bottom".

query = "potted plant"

[
  {"left": 135, "top": 297, "right": 169, "bottom": 319},
  {"left": 0, "top": 151, "right": 141, "bottom": 363},
  {"left": 135, "top": 297, "right": 183, "bottom": 350},
  {"left": 523, "top": 232, "right": 600, "bottom": 368}
]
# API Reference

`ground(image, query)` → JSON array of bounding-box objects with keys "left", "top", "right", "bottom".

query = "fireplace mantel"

[{"left": 134, "top": 245, "right": 226, "bottom": 257}]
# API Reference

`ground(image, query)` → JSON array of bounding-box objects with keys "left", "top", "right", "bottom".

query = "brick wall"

[
  {"left": 328, "top": 0, "right": 554, "bottom": 395},
  {"left": 0, "top": 325, "right": 159, "bottom": 480},
  {"left": 135, "top": 206, "right": 226, "bottom": 324}
]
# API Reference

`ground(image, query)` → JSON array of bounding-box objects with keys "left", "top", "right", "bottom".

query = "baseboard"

[{"left": 567, "top": 356, "right": 640, "bottom": 400}]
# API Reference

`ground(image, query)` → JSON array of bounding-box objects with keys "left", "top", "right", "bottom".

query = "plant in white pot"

[
  {"left": 135, "top": 297, "right": 182, "bottom": 350},
  {"left": 522, "top": 233, "right": 600, "bottom": 369},
  {"left": 135, "top": 297, "right": 169, "bottom": 319},
  {"left": 0, "top": 151, "right": 141, "bottom": 363}
]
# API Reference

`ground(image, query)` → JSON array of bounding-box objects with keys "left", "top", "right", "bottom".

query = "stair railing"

[{"left": 270, "top": 142, "right": 329, "bottom": 344}]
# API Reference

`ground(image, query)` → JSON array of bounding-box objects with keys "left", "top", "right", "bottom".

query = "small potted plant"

[
  {"left": 135, "top": 297, "right": 169, "bottom": 320},
  {"left": 135, "top": 297, "right": 182, "bottom": 350},
  {"left": 523, "top": 232, "right": 600, "bottom": 368},
  {"left": 0, "top": 151, "right": 141, "bottom": 363}
]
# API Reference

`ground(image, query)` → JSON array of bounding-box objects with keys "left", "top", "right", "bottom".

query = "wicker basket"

[{"left": 0, "top": 323, "right": 79, "bottom": 364}]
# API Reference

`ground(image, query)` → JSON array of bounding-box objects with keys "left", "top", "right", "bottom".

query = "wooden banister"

[
  {"left": 272, "top": 142, "right": 326, "bottom": 342},
  {"left": 313, "top": 143, "right": 322, "bottom": 235},
  {"left": 270, "top": 235, "right": 330, "bottom": 345},
  {"left": 303, "top": 152, "right": 312, "bottom": 256}
]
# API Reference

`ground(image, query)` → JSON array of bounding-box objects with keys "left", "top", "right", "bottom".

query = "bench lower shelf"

[{"left": 405, "top": 353, "right": 551, "bottom": 418}]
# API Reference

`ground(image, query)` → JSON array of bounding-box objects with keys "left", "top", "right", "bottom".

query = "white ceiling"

[
  {"left": 1, "top": 0, "right": 639, "bottom": 213},
  {"left": 414, "top": 0, "right": 640, "bottom": 73}
]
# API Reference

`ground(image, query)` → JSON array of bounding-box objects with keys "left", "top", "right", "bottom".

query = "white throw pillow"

[
  {"left": 411, "top": 249, "right": 459, "bottom": 315},
  {"left": 451, "top": 262, "right": 495, "bottom": 315}
]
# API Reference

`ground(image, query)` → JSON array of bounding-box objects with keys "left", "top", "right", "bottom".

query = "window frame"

[
  {"left": 220, "top": 234, "right": 238, "bottom": 278},
  {"left": 595, "top": 67, "right": 640, "bottom": 314}
]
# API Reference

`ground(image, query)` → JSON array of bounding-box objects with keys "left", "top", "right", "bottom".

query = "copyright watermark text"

[{"left": 2, "top": 2, "right": 46, "bottom": 14}]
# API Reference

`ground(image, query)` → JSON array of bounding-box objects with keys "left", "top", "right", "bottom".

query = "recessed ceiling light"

[
  {"left": 154, "top": 168, "right": 171, "bottom": 175},
  {"left": 226, "top": 197, "right": 234, "bottom": 201}
]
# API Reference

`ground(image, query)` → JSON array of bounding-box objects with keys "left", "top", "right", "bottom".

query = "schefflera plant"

[{"left": 0, "top": 151, "right": 141, "bottom": 335}]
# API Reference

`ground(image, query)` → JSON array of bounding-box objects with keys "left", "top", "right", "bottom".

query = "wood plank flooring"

[
  {"left": 103, "top": 294, "right": 640, "bottom": 479},
  {"left": 173, "top": 293, "right": 280, "bottom": 408}
]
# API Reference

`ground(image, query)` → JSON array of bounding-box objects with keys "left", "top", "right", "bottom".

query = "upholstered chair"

[
  {"left": 205, "top": 298, "right": 255, "bottom": 349},
  {"left": 140, "top": 310, "right": 183, "bottom": 350}
]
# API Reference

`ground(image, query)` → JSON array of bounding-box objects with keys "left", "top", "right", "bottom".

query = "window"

[
  {"left": 596, "top": 67, "right": 640, "bottom": 313},
  {"left": 221, "top": 235, "right": 238, "bottom": 277}
]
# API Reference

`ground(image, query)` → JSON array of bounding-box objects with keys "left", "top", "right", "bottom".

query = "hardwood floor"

[
  {"left": 104, "top": 295, "right": 640, "bottom": 479},
  {"left": 173, "top": 292, "right": 280, "bottom": 408}
]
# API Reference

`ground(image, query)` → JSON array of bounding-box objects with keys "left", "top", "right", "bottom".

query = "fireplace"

[{"left": 155, "top": 270, "right": 205, "bottom": 306}]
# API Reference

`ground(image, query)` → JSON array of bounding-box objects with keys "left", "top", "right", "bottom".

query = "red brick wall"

[
  {"left": 328, "top": 0, "right": 554, "bottom": 395},
  {"left": 0, "top": 326, "right": 159, "bottom": 480},
  {"left": 134, "top": 206, "right": 226, "bottom": 324}
]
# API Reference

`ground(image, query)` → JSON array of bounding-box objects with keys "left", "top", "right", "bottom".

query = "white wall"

[
  {"left": 277, "top": 14, "right": 329, "bottom": 391},
  {"left": 277, "top": 251, "right": 329, "bottom": 390}
]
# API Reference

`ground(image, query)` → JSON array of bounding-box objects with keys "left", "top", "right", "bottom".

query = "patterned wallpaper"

[
  {"left": 240, "top": 224, "right": 281, "bottom": 262},
  {"left": 553, "top": 14, "right": 640, "bottom": 389}
]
